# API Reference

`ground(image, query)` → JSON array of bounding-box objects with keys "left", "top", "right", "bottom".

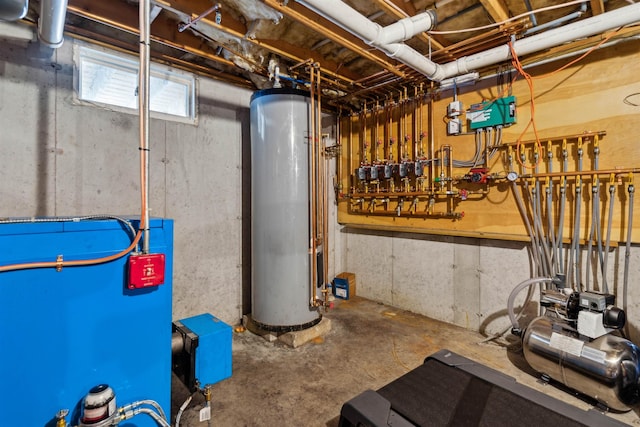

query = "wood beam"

[
  {"left": 67, "top": 25, "right": 254, "bottom": 88},
  {"left": 262, "top": 0, "right": 405, "bottom": 78},
  {"left": 590, "top": 0, "right": 605, "bottom": 15},
  {"left": 68, "top": 0, "right": 359, "bottom": 85},
  {"left": 479, "top": 0, "right": 510, "bottom": 23},
  {"left": 67, "top": 0, "right": 237, "bottom": 70}
]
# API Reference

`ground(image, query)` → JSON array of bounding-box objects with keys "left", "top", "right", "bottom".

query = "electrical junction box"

[
  {"left": 128, "top": 253, "right": 166, "bottom": 289},
  {"left": 467, "top": 96, "right": 516, "bottom": 130},
  {"left": 172, "top": 313, "right": 232, "bottom": 390}
]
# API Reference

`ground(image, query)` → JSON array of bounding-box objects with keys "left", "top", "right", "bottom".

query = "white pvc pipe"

[
  {"left": 299, "top": 0, "right": 640, "bottom": 82},
  {"left": 375, "top": 12, "right": 437, "bottom": 45},
  {"left": 299, "top": 0, "right": 438, "bottom": 76},
  {"left": 441, "top": 2, "right": 640, "bottom": 79}
]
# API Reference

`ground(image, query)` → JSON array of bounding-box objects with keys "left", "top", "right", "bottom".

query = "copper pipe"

[
  {"left": 309, "top": 68, "right": 318, "bottom": 307},
  {"left": 318, "top": 71, "right": 329, "bottom": 295},
  {"left": 429, "top": 91, "right": 435, "bottom": 193}
]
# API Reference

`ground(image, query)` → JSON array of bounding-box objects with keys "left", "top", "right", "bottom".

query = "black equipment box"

[{"left": 338, "top": 349, "right": 627, "bottom": 427}]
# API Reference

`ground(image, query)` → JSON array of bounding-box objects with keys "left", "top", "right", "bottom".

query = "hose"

[
  {"left": 593, "top": 181, "right": 606, "bottom": 293},
  {"left": 557, "top": 178, "right": 567, "bottom": 273},
  {"left": 623, "top": 184, "right": 634, "bottom": 338},
  {"left": 480, "top": 280, "right": 536, "bottom": 343},
  {"left": 602, "top": 184, "right": 615, "bottom": 293},
  {"left": 585, "top": 184, "right": 596, "bottom": 291},
  {"left": 546, "top": 179, "right": 557, "bottom": 273},
  {"left": 567, "top": 183, "right": 582, "bottom": 290},
  {"left": 508, "top": 277, "right": 553, "bottom": 333},
  {"left": 511, "top": 181, "right": 541, "bottom": 274},
  {"left": 131, "top": 400, "right": 167, "bottom": 421},
  {"left": 131, "top": 408, "right": 170, "bottom": 427},
  {"left": 175, "top": 394, "right": 194, "bottom": 427}
]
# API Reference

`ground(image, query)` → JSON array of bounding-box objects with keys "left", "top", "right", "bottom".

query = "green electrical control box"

[{"left": 467, "top": 96, "right": 516, "bottom": 130}]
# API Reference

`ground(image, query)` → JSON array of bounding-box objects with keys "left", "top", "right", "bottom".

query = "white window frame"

[{"left": 73, "top": 42, "right": 197, "bottom": 125}]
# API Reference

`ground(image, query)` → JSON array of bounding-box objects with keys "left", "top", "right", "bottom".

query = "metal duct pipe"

[
  {"left": 441, "top": 2, "right": 640, "bottom": 79},
  {"left": 0, "top": 0, "right": 28, "bottom": 21},
  {"left": 38, "top": 0, "right": 68, "bottom": 48}
]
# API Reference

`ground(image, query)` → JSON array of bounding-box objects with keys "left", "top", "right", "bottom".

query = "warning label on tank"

[{"left": 549, "top": 332, "right": 584, "bottom": 357}]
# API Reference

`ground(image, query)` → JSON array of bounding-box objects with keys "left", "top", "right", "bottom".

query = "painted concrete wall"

[
  {"left": 342, "top": 228, "right": 640, "bottom": 341},
  {"left": 0, "top": 38, "right": 251, "bottom": 325}
]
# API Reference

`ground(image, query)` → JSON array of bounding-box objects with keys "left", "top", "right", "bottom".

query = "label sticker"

[
  {"left": 199, "top": 406, "right": 211, "bottom": 422},
  {"left": 549, "top": 332, "right": 584, "bottom": 357}
]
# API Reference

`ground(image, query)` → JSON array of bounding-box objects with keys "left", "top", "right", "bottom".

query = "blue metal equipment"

[
  {"left": 172, "top": 313, "right": 232, "bottom": 391},
  {"left": 0, "top": 217, "right": 173, "bottom": 427}
]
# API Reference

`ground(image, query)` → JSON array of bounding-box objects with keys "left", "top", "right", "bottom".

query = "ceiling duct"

[
  {"left": 298, "top": 0, "right": 640, "bottom": 82},
  {"left": 38, "top": 0, "right": 68, "bottom": 48},
  {"left": 0, "top": 0, "right": 28, "bottom": 21}
]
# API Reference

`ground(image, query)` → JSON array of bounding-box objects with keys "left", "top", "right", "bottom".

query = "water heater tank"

[{"left": 250, "top": 88, "right": 320, "bottom": 331}]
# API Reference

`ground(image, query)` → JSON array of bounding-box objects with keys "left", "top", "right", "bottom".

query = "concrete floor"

[{"left": 171, "top": 297, "right": 638, "bottom": 426}]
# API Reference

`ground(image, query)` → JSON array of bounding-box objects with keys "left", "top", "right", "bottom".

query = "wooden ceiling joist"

[
  {"left": 479, "top": 0, "right": 511, "bottom": 23},
  {"left": 68, "top": 0, "right": 360, "bottom": 87},
  {"left": 262, "top": 0, "right": 406, "bottom": 78},
  {"left": 590, "top": 0, "right": 605, "bottom": 15}
]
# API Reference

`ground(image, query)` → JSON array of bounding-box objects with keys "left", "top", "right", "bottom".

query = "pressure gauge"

[{"left": 507, "top": 171, "right": 518, "bottom": 182}]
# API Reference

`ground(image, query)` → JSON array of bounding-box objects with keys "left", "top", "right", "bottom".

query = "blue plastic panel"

[
  {"left": 0, "top": 218, "right": 173, "bottom": 427},
  {"left": 180, "top": 313, "right": 232, "bottom": 386}
]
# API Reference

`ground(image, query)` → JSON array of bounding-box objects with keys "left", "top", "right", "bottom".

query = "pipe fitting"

[{"left": 374, "top": 10, "right": 437, "bottom": 45}]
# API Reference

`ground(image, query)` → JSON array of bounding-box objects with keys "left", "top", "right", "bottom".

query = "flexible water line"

[
  {"left": 557, "top": 151, "right": 569, "bottom": 272},
  {"left": 132, "top": 400, "right": 167, "bottom": 421},
  {"left": 508, "top": 277, "right": 553, "bottom": 332},
  {"left": 585, "top": 184, "right": 596, "bottom": 291},
  {"left": 533, "top": 180, "right": 552, "bottom": 276},
  {"left": 511, "top": 181, "right": 541, "bottom": 273},
  {"left": 131, "top": 408, "right": 170, "bottom": 427},
  {"left": 593, "top": 181, "right": 606, "bottom": 292},
  {"left": 623, "top": 184, "right": 634, "bottom": 337},
  {"left": 557, "top": 179, "right": 567, "bottom": 274},
  {"left": 571, "top": 184, "right": 582, "bottom": 290},
  {"left": 175, "top": 394, "right": 194, "bottom": 427},
  {"left": 602, "top": 184, "right": 615, "bottom": 293}
]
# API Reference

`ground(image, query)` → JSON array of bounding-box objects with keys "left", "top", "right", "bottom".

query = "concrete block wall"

[{"left": 0, "top": 38, "right": 251, "bottom": 326}]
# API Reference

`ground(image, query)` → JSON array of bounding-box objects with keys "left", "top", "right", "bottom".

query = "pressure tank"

[
  {"left": 523, "top": 316, "right": 640, "bottom": 411},
  {"left": 250, "top": 88, "right": 320, "bottom": 331}
]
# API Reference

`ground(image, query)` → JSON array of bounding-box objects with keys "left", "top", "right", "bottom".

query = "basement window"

[{"left": 75, "top": 44, "right": 196, "bottom": 123}]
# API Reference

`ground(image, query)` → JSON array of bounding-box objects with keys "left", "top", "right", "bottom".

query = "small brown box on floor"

[{"left": 335, "top": 272, "right": 356, "bottom": 299}]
